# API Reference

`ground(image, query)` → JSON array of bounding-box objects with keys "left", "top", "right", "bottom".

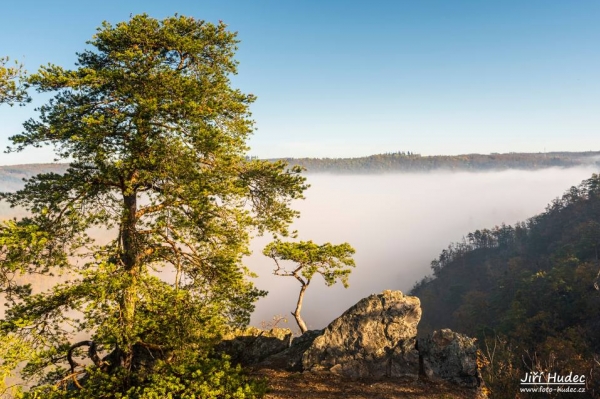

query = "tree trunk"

[
  {"left": 120, "top": 193, "right": 139, "bottom": 368},
  {"left": 293, "top": 281, "right": 309, "bottom": 334}
]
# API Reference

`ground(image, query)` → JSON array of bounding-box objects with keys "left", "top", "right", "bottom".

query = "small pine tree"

[{"left": 263, "top": 240, "right": 355, "bottom": 333}]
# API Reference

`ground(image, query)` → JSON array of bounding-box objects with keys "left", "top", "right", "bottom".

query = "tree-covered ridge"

[
  {"left": 411, "top": 173, "right": 600, "bottom": 397},
  {"left": 279, "top": 150, "right": 600, "bottom": 173},
  {"left": 3, "top": 150, "right": 600, "bottom": 185},
  {"left": 0, "top": 164, "right": 68, "bottom": 192}
]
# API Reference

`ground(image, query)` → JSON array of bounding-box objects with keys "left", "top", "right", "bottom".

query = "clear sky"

[{"left": 1, "top": 0, "right": 599, "bottom": 165}]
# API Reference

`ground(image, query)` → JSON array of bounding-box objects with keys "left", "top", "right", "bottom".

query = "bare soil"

[{"left": 253, "top": 368, "right": 486, "bottom": 399}]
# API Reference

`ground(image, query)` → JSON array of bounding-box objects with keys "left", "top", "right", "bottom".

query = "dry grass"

[{"left": 253, "top": 368, "right": 486, "bottom": 399}]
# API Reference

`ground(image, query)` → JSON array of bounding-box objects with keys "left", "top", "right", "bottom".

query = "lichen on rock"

[
  {"left": 417, "top": 328, "right": 483, "bottom": 388},
  {"left": 302, "top": 290, "right": 421, "bottom": 379}
]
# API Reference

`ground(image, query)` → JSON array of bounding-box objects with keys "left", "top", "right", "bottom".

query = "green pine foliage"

[
  {"left": 0, "top": 57, "right": 29, "bottom": 106},
  {"left": 411, "top": 174, "right": 600, "bottom": 397},
  {"left": 0, "top": 52, "right": 32, "bottom": 397},
  {"left": 0, "top": 14, "right": 306, "bottom": 397},
  {"left": 21, "top": 355, "right": 266, "bottom": 399}
]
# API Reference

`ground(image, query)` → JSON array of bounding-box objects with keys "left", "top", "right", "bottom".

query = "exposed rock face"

[
  {"left": 302, "top": 290, "right": 421, "bottom": 379},
  {"left": 418, "top": 329, "right": 482, "bottom": 388},
  {"left": 227, "top": 291, "right": 484, "bottom": 395},
  {"left": 259, "top": 329, "right": 324, "bottom": 371},
  {"left": 216, "top": 327, "right": 293, "bottom": 366}
]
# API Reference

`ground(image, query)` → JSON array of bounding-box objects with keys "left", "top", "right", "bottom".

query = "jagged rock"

[
  {"left": 259, "top": 329, "right": 323, "bottom": 371},
  {"left": 302, "top": 290, "right": 421, "bottom": 379},
  {"left": 216, "top": 327, "right": 293, "bottom": 366},
  {"left": 418, "top": 328, "right": 482, "bottom": 388}
]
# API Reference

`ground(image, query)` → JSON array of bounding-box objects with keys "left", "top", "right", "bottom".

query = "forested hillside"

[
  {"left": 411, "top": 173, "right": 600, "bottom": 397},
  {"left": 3, "top": 150, "right": 600, "bottom": 182},
  {"left": 281, "top": 151, "right": 600, "bottom": 173}
]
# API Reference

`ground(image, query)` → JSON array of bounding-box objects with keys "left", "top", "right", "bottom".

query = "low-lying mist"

[
  {"left": 1, "top": 167, "right": 598, "bottom": 333},
  {"left": 245, "top": 167, "right": 599, "bottom": 332}
]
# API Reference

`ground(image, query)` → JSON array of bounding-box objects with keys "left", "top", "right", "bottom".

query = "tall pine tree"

[{"left": 0, "top": 14, "right": 306, "bottom": 397}]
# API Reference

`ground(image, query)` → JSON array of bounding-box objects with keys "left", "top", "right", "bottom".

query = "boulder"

[
  {"left": 302, "top": 290, "right": 421, "bottom": 379},
  {"left": 417, "top": 329, "right": 482, "bottom": 388},
  {"left": 216, "top": 327, "right": 293, "bottom": 366},
  {"left": 259, "top": 329, "right": 324, "bottom": 371}
]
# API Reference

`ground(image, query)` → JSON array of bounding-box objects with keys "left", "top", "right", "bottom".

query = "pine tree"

[
  {"left": 0, "top": 14, "right": 306, "bottom": 397},
  {"left": 0, "top": 56, "right": 28, "bottom": 106}
]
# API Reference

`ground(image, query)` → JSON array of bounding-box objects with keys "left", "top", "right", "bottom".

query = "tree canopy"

[
  {"left": 0, "top": 57, "right": 29, "bottom": 106},
  {"left": 0, "top": 55, "right": 32, "bottom": 399},
  {"left": 0, "top": 14, "right": 306, "bottom": 398}
]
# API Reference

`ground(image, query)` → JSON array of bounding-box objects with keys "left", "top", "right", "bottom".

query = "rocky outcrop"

[
  {"left": 216, "top": 327, "right": 293, "bottom": 366},
  {"left": 259, "top": 329, "right": 323, "bottom": 371},
  {"left": 418, "top": 329, "right": 482, "bottom": 388},
  {"left": 224, "top": 290, "right": 485, "bottom": 396},
  {"left": 302, "top": 290, "right": 421, "bottom": 379}
]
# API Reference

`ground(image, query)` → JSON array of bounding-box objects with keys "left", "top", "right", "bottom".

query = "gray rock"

[
  {"left": 418, "top": 328, "right": 482, "bottom": 388},
  {"left": 216, "top": 327, "right": 293, "bottom": 366},
  {"left": 259, "top": 329, "right": 324, "bottom": 371},
  {"left": 302, "top": 290, "right": 421, "bottom": 379}
]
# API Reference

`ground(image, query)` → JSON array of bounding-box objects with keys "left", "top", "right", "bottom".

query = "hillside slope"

[{"left": 411, "top": 174, "right": 600, "bottom": 397}]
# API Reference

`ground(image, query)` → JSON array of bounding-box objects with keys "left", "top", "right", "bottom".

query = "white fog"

[
  {"left": 244, "top": 167, "right": 600, "bottom": 331},
  {"left": 1, "top": 167, "right": 599, "bottom": 333}
]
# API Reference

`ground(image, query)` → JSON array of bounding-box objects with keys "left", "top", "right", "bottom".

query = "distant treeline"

[
  {"left": 0, "top": 163, "right": 68, "bottom": 192},
  {"left": 277, "top": 151, "right": 600, "bottom": 173},
  {"left": 2, "top": 151, "right": 600, "bottom": 191}
]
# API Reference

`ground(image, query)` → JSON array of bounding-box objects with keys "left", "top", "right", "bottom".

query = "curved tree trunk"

[{"left": 293, "top": 280, "right": 309, "bottom": 333}]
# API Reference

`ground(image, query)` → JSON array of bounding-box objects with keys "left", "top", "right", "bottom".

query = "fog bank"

[
  {"left": 1, "top": 167, "right": 598, "bottom": 333},
  {"left": 245, "top": 168, "right": 599, "bottom": 332}
]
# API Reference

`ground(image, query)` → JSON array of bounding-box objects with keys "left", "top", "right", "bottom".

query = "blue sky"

[{"left": 1, "top": 0, "right": 599, "bottom": 165}]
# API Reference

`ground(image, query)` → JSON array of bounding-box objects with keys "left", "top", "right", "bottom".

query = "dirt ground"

[{"left": 253, "top": 368, "right": 487, "bottom": 399}]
